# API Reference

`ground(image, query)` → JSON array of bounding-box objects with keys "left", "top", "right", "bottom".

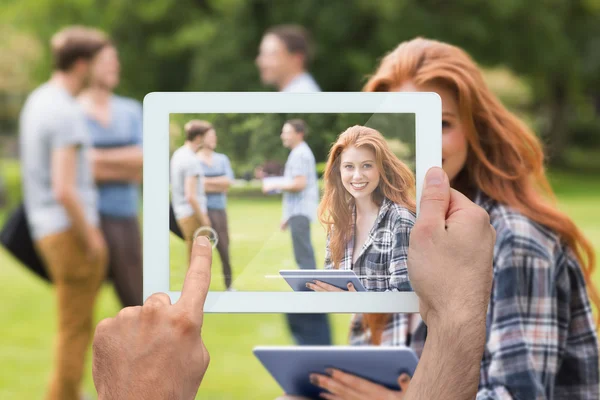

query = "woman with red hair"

[
  {"left": 309, "top": 37, "right": 599, "bottom": 399},
  {"left": 308, "top": 125, "right": 419, "bottom": 348}
]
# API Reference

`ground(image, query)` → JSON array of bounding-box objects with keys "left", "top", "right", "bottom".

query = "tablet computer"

[
  {"left": 253, "top": 346, "right": 418, "bottom": 398},
  {"left": 143, "top": 92, "right": 441, "bottom": 312},
  {"left": 279, "top": 269, "right": 367, "bottom": 292}
]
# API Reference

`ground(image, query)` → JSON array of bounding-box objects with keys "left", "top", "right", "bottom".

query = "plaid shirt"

[
  {"left": 324, "top": 197, "right": 416, "bottom": 345},
  {"left": 409, "top": 191, "right": 600, "bottom": 400},
  {"left": 282, "top": 141, "right": 319, "bottom": 222}
]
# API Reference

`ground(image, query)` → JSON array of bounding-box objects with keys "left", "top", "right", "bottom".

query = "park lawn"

[{"left": 0, "top": 169, "right": 599, "bottom": 399}]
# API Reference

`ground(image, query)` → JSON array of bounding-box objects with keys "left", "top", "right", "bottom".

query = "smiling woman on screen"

[{"left": 311, "top": 125, "right": 419, "bottom": 348}]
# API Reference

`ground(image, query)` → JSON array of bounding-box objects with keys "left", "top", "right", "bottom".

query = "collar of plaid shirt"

[{"left": 346, "top": 196, "right": 395, "bottom": 267}]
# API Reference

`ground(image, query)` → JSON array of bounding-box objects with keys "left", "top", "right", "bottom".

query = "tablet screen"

[{"left": 167, "top": 112, "right": 417, "bottom": 293}]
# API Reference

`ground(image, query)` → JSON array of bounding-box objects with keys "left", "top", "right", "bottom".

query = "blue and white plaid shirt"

[
  {"left": 324, "top": 197, "right": 416, "bottom": 344},
  {"left": 282, "top": 141, "right": 319, "bottom": 223},
  {"left": 408, "top": 191, "right": 600, "bottom": 399}
]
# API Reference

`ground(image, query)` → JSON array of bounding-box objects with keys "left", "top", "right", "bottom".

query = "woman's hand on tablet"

[
  {"left": 92, "top": 236, "right": 212, "bottom": 400},
  {"left": 309, "top": 369, "right": 410, "bottom": 399},
  {"left": 306, "top": 280, "right": 357, "bottom": 292}
]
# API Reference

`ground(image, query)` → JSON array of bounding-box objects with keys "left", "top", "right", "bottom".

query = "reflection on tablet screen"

[{"left": 168, "top": 112, "right": 417, "bottom": 293}]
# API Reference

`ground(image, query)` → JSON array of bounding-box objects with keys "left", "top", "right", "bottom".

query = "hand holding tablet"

[
  {"left": 280, "top": 269, "right": 367, "bottom": 292},
  {"left": 254, "top": 346, "right": 417, "bottom": 398}
]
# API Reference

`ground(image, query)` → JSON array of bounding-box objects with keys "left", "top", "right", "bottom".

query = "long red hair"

[
  {"left": 363, "top": 37, "right": 600, "bottom": 332},
  {"left": 318, "top": 125, "right": 416, "bottom": 344}
]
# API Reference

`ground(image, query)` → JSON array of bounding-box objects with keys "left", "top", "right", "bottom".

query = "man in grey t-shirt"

[
  {"left": 171, "top": 120, "right": 211, "bottom": 264},
  {"left": 18, "top": 26, "right": 109, "bottom": 400}
]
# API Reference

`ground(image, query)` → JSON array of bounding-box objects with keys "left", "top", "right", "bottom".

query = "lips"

[{"left": 350, "top": 182, "right": 368, "bottom": 190}]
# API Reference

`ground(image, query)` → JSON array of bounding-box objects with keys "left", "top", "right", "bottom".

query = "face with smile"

[
  {"left": 340, "top": 145, "right": 380, "bottom": 201},
  {"left": 392, "top": 81, "right": 469, "bottom": 183}
]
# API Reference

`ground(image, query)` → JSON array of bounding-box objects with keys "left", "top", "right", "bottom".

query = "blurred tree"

[
  {"left": 1, "top": 0, "right": 599, "bottom": 167},
  {"left": 169, "top": 113, "right": 414, "bottom": 176}
]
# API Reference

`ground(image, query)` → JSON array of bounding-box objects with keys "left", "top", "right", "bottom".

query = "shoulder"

[
  {"left": 214, "top": 152, "right": 230, "bottom": 163},
  {"left": 477, "top": 193, "right": 565, "bottom": 267},
  {"left": 113, "top": 95, "right": 142, "bottom": 117},
  {"left": 386, "top": 200, "right": 416, "bottom": 229},
  {"left": 295, "top": 142, "right": 315, "bottom": 159}
]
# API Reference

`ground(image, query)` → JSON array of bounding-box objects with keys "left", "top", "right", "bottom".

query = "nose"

[{"left": 352, "top": 168, "right": 362, "bottom": 180}]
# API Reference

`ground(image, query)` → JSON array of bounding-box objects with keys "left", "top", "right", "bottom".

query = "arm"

[
  {"left": 405, "top": 314, "right": 487, "bottom": 400},
  {"left": 51, "top": 146, "right": 93, "bottom": 246},
  {"left": 204, "top": 176, "right": 232, "bottom": 193},
  {"left": 91, "top": 146, "right": 143, "bottom": 183},
  {"left": 205, "top": 156, "right": 235, "bottom": 193},
  {"left": 184, "top": 176, "right": 207, "bottom": 225},
  {"left": 280, "top": 175, "right": 306, "bottom": 192},
  {"left": 266, "top": 153, "right": 308, "bottom": 193}
]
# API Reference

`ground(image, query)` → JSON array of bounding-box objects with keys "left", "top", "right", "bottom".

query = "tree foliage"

[{"left": 1, "top": 0, "right": 599, "bottom": 166}]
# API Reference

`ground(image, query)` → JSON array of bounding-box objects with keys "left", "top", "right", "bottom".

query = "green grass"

[{"left": 1, "top": 167, "right": 599, "bottom": 399}]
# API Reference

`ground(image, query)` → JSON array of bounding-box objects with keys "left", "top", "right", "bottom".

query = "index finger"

[{"left": 178, "top": 236, "right": 212, "bottom": 323}]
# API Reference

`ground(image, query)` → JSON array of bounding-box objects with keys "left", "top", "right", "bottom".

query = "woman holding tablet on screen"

[
  {"left": 308, "top": 125, "right": 420, "bottom": 348},
  {"left": 311, "top": 38, "right": 599, "bottom": 399}
]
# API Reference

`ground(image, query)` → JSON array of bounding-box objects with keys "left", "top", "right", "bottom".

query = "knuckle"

[
  {"left": 93, "top": 318, "right": 113, "bottom": 344},
  {"left": 117, "top": 306, "right": 138, "bottom": 320},
  {"left": 472, "top": 206, "right": 491, "bottom": 225},
  {"left": 172, "top": 310, "right": 198, "bottom": 335},
  {"left": 411, "top": 221, "right": 436, "bottom": 242}
]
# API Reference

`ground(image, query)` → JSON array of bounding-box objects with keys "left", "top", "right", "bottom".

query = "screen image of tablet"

[
  {"left": 143, "top": 92, "right": 441, "bottom": 312},
  {"left": 279, "top": 269, "right": 367, "bottom": 292},
  {"left": 253, "top": 346, "right": 418, "bottom": 398}
]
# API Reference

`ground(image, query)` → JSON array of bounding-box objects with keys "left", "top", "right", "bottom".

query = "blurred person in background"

[
  {"left": 195, "top": 122, "right": 236, "bottom": 291},
  {"left": 78, "top": 40, "right": 144, "bottom": 308},
  {"left": 257, "top": 24, "right": 332, "bottom": 346},
  {"left": 19, "top": 26, "right": 109, "bottom": 400},
  {"left": 262, "top": 119, "right": 331, "bottom": 346},
  {"left": 256, "top": 24, "right": 320, "bottom": 92},
  {"left": 171, "top": 120, "right": 211, "bottom": 265}
]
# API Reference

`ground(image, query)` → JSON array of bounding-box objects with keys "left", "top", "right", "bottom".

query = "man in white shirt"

[{"left": 256, "top": 25, "right": 332, "bottom": 346}]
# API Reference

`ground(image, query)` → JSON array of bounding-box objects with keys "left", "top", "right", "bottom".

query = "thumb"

[
  {"left": 416, "top": 167, "right": 450, "bottom": 233},
  {"left": 397, "top": 373, "right": 411, "bottom": 391}
]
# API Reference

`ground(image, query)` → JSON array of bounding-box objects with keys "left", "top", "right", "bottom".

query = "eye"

[
  {"left": 344, "top": 164, "right": 353, "bottom": 170},
  {"left": 442, "top": 119, "right": 451, "bottom": 129},
  {"left": 363, "top": 163, "right": 372, "bottom": 169}
]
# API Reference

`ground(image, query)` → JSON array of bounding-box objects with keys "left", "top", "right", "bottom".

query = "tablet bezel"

[{"left": 143, "top": 92, "right": 441, "bottom": 312}]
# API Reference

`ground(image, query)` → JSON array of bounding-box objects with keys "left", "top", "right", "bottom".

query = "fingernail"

[
  {"left": 425, "top": 167, "right": 444, "bottom": 187},
  {"left": 195, "top": 236, "right": 209, "bottom": 246},
  {"left": 305, "top": 283, "right": 311, "bottom": 289},
  {"left": 309, "top": 374, "right": 319, "bottom": 385},
  {"left": 400, "top": 374, "right": 410, "bottom": 383},
  {"left": 347, "top": 283, "right": 353, "bottom": 289},
  {"left": 325, "top": 368, "right": 334, "bottom": 376}
]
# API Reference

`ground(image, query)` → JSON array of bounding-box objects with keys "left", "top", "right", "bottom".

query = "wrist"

[{"left": 426, "top": 311, "right": 487, "bottom": 361}]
